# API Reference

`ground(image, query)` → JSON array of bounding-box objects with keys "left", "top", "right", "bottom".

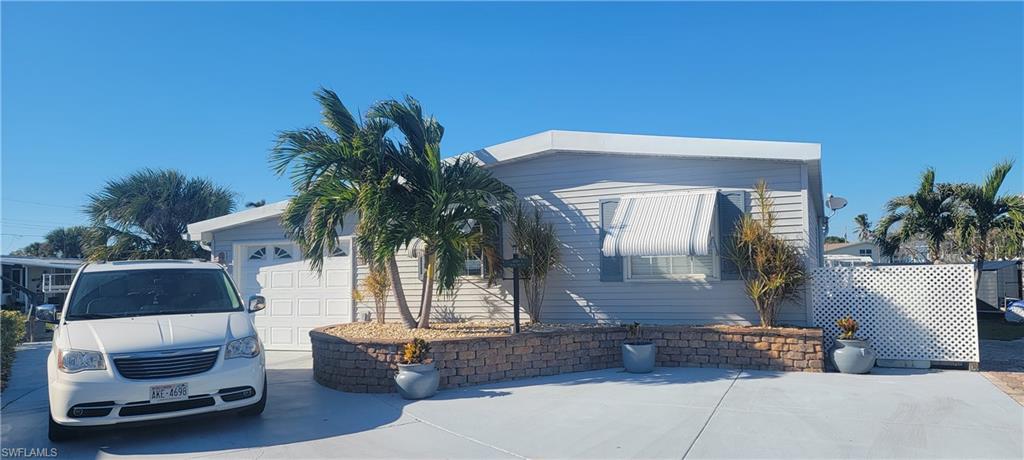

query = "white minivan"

[{"left": 37, "top": 260, "right": 268, "bottom": 442}]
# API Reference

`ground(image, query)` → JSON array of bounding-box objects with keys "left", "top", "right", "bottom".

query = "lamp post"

[
  {"left": 505, "top": 243, "right": 528, "bottom": 334},
  {"left": 512, "top": 246, "right": 520, "bottom": 334}
]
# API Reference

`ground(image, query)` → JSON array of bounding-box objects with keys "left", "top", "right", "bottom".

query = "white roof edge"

[
  {"left": 0, "top": 256, "right": 84, "bottom": 269},
  {"left": 467, "top": 130, "right": 821, "bottom": 166},
  {"left": 185, "top": 200, "right": 288, "bottom": 241}
]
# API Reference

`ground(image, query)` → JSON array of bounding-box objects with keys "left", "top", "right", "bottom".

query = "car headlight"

[
  {"left": 57, "top": 349, "right": 106, "bottom": 373},
  {"left": 225, "top": 336, "right": 261, "bottom": 359}
]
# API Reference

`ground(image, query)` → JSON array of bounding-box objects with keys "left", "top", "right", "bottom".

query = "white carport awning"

[{"left": 601, "top": 190, "right": 717, "bottom": 257}]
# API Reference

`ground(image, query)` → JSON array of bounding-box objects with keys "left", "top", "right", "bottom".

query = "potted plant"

[
  {"left": 622, "top": 322, "right": 655, "bottom": 373},
  {"left": 394, "top": 338, "right": 440, "bottom": 399},
  {"left": 831, "top": 316, "right": 876, "bottom": 374}
]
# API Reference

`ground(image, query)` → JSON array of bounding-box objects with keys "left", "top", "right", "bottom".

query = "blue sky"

[{"left": 2, "top": 2, "right": 1021, "bottom": 254}]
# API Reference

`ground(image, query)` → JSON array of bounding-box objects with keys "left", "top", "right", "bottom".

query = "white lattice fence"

[{"left": 811, "top": 264, "right": 979, "bottom": 363}]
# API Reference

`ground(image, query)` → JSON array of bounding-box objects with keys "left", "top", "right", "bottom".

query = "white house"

[
  {"left": 187, "top": 130, "right": 825, "bottom": 350},
  {"left": 824, "top": 241, "right": 881, "bottom": 266}
]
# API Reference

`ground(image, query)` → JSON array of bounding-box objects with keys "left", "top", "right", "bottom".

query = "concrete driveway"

[{"left": 2, "top": 343, "right": 1021, "bottom": 459}]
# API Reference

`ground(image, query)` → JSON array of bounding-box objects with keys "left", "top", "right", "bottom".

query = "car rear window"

[{"left": 65, "top": 268, "right": 243, "bottom": 320}]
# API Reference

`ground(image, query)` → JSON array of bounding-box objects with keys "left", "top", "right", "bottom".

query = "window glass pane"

[
  {"left": 652, "top": 256, "right": 674, "bottom": 276},
  {"left": 629, "top": 255, "right": 714, "bottom": 279},
  {"left": 690, "top": 255, "right": 714, "bottom": 275},
  {"left": 273, "top": 246, "right": 292, "bottom": 259},
  {"left": 463, "top": 258, "right": 482, "bottom": 275},
  {"left": 629, "top": 256, "right": 657, "bottom": 278}
]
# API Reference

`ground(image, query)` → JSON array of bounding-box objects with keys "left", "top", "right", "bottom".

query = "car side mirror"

[
  {"left": 34, "top": 304, "right": 59, "bottom": 324},
  {"left": 248, "top": 295, "right": 266, "bottom": 313}
]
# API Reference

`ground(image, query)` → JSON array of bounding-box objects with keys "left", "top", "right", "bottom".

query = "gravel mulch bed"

[{"left": 324, "top": 321, "right": 612, "bottom": 341}]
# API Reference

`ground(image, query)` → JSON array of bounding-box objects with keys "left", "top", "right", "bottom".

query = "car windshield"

[{"left": 64, "top": 268, "right": 243, "bottom": 321}]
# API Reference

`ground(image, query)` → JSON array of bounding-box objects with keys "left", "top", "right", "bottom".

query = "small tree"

[
  {"left": 505, "top": 201, "right": 561, "bottom": 323},
  {"left": 361, "top": 262, "right": 391, "bottom": 324},
  {"left": 728, "top": 180, "right": 808, "bottom": 327}
]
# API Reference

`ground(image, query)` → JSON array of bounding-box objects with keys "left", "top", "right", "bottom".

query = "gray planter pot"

[
  {"left": 831, "top": 338, "right": 877, "bottom": 374},
  {"left": 622, "top": 342, "right": 656, "bottom": 373},
  {"left": 395, "top": 363, "right": 440, "bottom": 399}
]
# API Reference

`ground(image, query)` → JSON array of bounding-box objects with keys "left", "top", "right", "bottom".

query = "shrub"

[
  {"left": 1, "top": 311, "right": 27, "bottom": 390},
  {"left": 624, "top": 322, "right": 647, "bottom": 344},
  {"left": 505, "top": 201, "right": 561, "bottom": 323},
  {"left": 728, "top": 180, "right": 809, "bottom": 327},
  {"left": 837, "top": 316, "right": 859, "bottom": 340},
  {"left": 401, "top": 338, "right": 431, "bottom": 364},
  {"left": 362, "top": 264, "right": 391, "bottom": 324}
]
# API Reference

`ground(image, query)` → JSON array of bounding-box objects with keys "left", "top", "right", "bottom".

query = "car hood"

[{"left": 61, "top": 312, "right": 254, "bottom": 354}]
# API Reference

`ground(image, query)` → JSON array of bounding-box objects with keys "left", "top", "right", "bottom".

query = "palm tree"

[
  {"left": 85, "top": 169, "right": 235, "bottom": 260},
  {"left": 370, "top": 96, "right": 514, "bottom": 328},
  {"left": 43, "top": 226, "right": 92, "bottom": 258},
  {"left": 883, "top": 168, "right": 957, "bottom": 263},
  {"left": 853, "top": 214, "right": 872, "bottom": 242},
  {"left": 11, "top": 241, "right": 51, "bottom": 257},
  {"left": 946, "top": 160, "right": 1024, "bottom": 282},
  {"left": 270, "top": 88, "right": 419, "bottom": 328},
  {"left": 873, "top": 215, "right": 903, "bottom": 263}
]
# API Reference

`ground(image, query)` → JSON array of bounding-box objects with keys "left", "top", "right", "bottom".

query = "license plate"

[{"left": 150, "top": 383, "right": 188, "bottom": 402}]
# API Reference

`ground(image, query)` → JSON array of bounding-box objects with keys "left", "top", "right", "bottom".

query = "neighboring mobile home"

[
  {"left": 977, "top": 259, "right": 1023, "bottom": 312},
  {"left": 1, "top": 256, "right": 84, "bottom": 310},
  {"left": 187, "top": 130, "right": 824, "bottom": 350}
]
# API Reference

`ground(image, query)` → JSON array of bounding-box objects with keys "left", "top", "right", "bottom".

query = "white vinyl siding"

[
  {"left": 485, "top": 152, "right": 814, "bottom": 325},
  {"left": 205, "top": 151, "right": 819, "bottom": 326}
]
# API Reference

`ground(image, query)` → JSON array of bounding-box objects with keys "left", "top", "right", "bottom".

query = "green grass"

[{"left": 978, "top": 314, "right": 1024, "bottom": 341}]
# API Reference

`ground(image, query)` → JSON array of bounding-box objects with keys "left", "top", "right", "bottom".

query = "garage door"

[{"left": 237, "top": 240, "right": 353, "bottom": 351}]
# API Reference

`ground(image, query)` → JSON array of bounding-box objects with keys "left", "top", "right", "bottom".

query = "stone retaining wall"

[{"left": 310, "top": 325, "right": 824, "bottom": 393}]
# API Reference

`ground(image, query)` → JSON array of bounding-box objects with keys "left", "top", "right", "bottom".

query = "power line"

[
  {"left": 1, "top": 222, "right": 64, "bottom": 229},
  {"left": 1, "top": 217, "right": 82, "bottom": 226},
  {"left": 2, "top": 199, "right": 82, "bottom": 210}
]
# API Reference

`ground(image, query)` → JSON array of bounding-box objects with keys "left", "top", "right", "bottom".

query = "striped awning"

[{"left": 601, "top": 190, "right": 718, "bottom": 257}]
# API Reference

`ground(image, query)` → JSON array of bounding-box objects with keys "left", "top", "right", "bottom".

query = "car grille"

[
  {"left": 119, "top": 396, "right": 215, "bottom": 416},
  {"left": 113, "top": 347, "right": 220, "bottom": 380}
]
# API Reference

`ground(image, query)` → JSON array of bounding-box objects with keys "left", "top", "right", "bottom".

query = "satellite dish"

[{"left": 827, "top": 194, "right": 848, "bottom": 212}]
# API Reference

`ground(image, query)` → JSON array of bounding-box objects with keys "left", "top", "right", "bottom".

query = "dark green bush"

[{"left": 1, "top": 311, "right": 27, "bottom": 390}]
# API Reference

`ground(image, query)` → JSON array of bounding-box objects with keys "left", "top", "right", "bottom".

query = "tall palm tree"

[
  {"left": 883, "top": 168, "right": 956, "bottom": 263},
  {"left": 853, "top": 214, "right": 872, "bottom": 242},
  {"left": 270, "top": 88, "right": 418, "bottom": 328},
  {"left": 85, "top": 169, "right": 235, "bottom": 261},
  {"left": 946, "top": 160, "right": 1024, "bottom": 282},
  {"left": 370, "top": 97, "right": 514, "bottom": 328}
]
